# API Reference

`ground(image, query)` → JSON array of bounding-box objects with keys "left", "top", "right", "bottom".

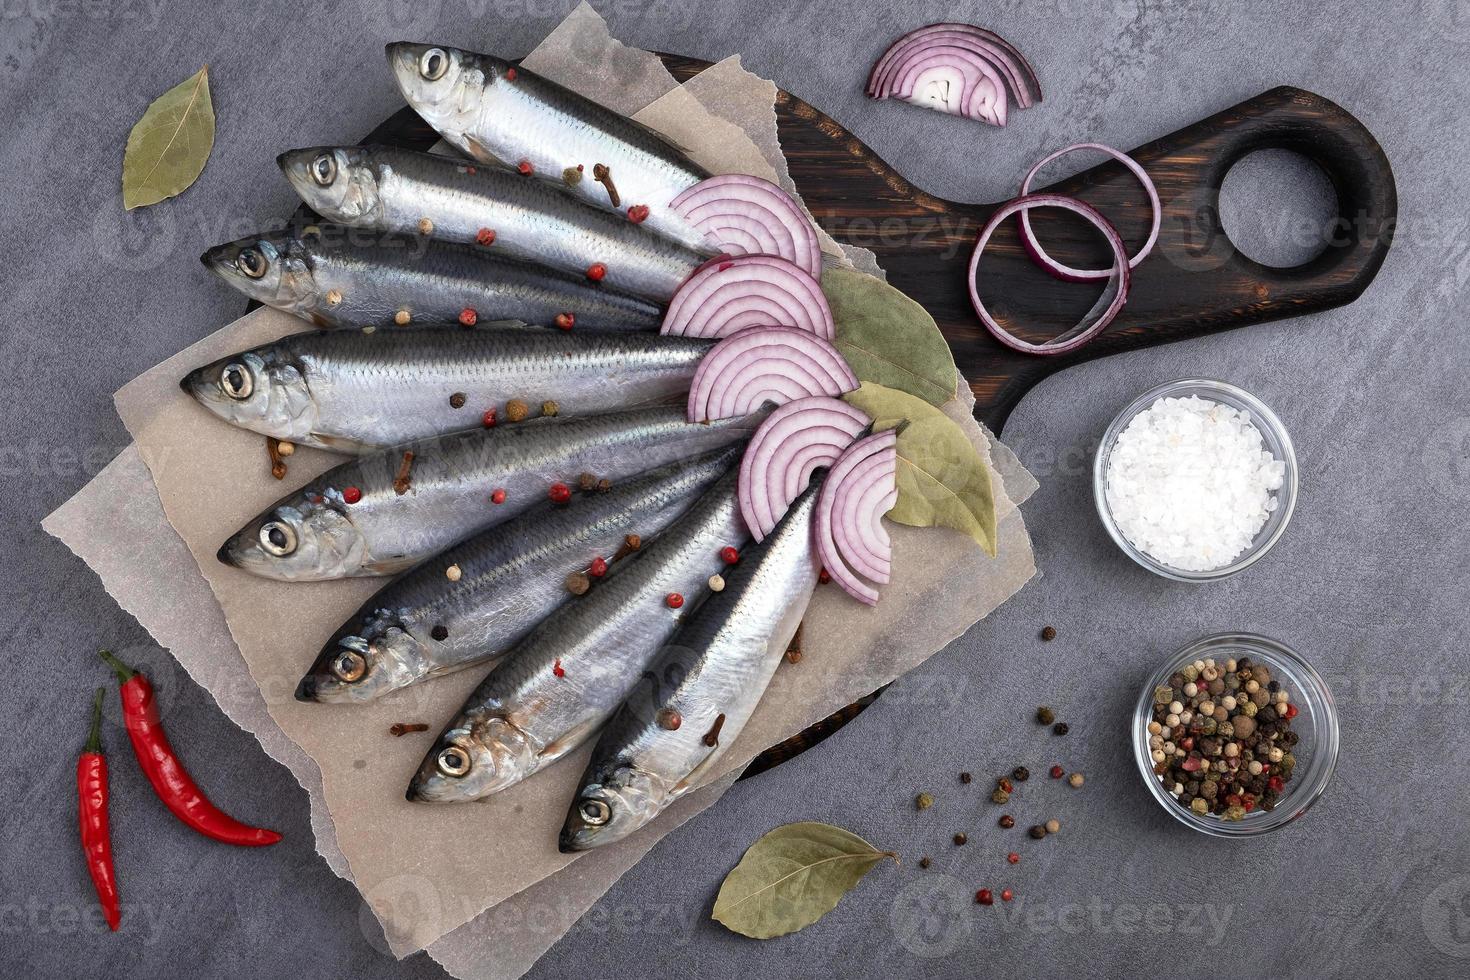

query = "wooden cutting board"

[{"left": 297, "top": 54, "right": 1397, "bottom": 776}]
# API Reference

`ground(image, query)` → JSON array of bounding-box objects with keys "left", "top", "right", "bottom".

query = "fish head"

[
  {"left": 559, "top": 765, "right": 664, "bottom": 852},
  {"left": 278, "top": 147, "right": 381, "bottom": 224},
  {"left": 386, "top": 43, "right": 505, "bottom": 143},
  {"left": 217, "top": 493, "right": 369, "bottom": 581},
  {"left": 181, "top": 346, "right": 319, "bottom": 444},
  {"left": 201, "top": 231, "right": 319, "bottom": 316},
  {"left": 297, "top": 625, "right": 423, "bottom": 703},
  {"left": 406, "top": 715, "right": 536, "bottom": 803}
]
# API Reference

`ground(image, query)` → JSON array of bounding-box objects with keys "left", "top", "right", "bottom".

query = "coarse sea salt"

[{"left": 1104, "top": 395, "right": 1286, "bottom": 572}]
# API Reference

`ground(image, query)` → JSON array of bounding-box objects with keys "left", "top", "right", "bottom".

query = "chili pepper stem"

[
  {"left": 85, "top": 687, "right": 105, "bottom": 754},
  {"left": 98, "top": 649, "right": 136, "bottom": 685}
]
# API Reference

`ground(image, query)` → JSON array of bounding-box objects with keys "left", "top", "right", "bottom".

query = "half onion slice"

[
  {"left": 737, "top": 396, "right": 870, "bottom": 541},
  {"left": 1018, "top": 143, "right": 1160, "bottom": 282},
  {"left": 968, "top": 193, "right": 1130, "bottom": 356},
  {"left": 662, "top": 254, "right": 834, "bottom": 340},
  {"left": 687, "top": 326, "right": 859, "bottom": 422},
  {"left": 867, "top": 23, "right": 1042, "bottom": 125},
  {"left": 670, "top": 175, "right": 822, "bottom": 277},
  {"left": 815, "top": 429, "right": 899, "bottom": 605}
]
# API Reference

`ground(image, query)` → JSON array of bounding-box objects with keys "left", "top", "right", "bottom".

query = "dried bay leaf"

[
  {"left": 123, "top": 66, "right": 215, "bottom": 210},
  {"left": 843, "top": 382, "right": 997, "bottom": 556},
  {"left": 823, "top": 266, "right": 958, "bottom": 407},
  {"left": 712, "top": 822, "right": 897, "bottom": 939}
]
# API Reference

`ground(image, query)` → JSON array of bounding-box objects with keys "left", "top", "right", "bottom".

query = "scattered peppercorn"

[
  {"left": 818, "top": 568, "right": 830, "bottom": 584},
  {"left": 1049, "top": 765, "right": 1064, "bottom": 779},
  {"left": 656, "top": 708, "right": 681, "bottom": 731},
  {"left": 998, "top": 814, "right": 1015, "bottom": 829},
  {"left": 1028, "top": 825, "right": 1046, "bottom": 839},
  {"left": 541, "top": 400, "right": 559, "bottom": 417},
  {"left": 579, "top": 472, "right": 598, "bottom": 492},
  {"left": 996, "top": 777, "right": 1013, "bottom": 794},
  {"left": 666, "top": 592, "right": 684, "bottom": 609},
  {"left": 342, "top": 486, "right": 362, "bottom": 505},
  {"left": 1041, "top": 626, "right": 1057, "bottom": 641},
  {"left": 918, "top": 857, "right": 931, "bottom": 869},
  {"left": 1036, "top": 706, "right": 1055, "bottom": 725},
  {"left": 915, "top": 792, "right": 934, "bottom": 811},
  {"left": 548, "top": 482, "right": 571, "bottom": 503},
  {"left": 1045, "top": 819, "right": 1060, "bottom": 834},
  {"left": 476, "top": 228, "right": 497, "bottom": 246},
  {"left": 1052, "top": 722, "right": 1070, "bottom": 736},
  {"left": 565, "top": 572, "right": 591, "bottom": 596},
  {"left": 959, "top": 772, "right": 972, "bottom": 785},
  {"left": 953, "top": 833, "right": 967, "bottom": 846},
  {"left": 517, "top": 160, "right": 534, "bottom": 175},
  {"left": 417, "top": 218, "right": 434, "bottom": 236},
  {"left": 627, "top": 204, "right": 650, "bottom": 224},
  {"left": 1007, "top": 852, "right": 1020, "bottom": 865},
  {"left": 587, "top": 556, "right": 608, "bottom": 578},
  {"left": 1011, "top": 766, "right": 1030, "bottom": 782},
  {"left": 976, "top": 889, "right": 993, "bottom": 906},
  {"left": 720, "top": 546, "right": 740, "bottom": 565},
  {"left": 990, "top": 787, "right": 1010, "bottom": 805},
  {"left": 449, "top": 392, "right": 467, "bottom": 409},
  {"left": 445, "top": 564, "right": 462, "bottom": 582},
  {"left": 552, "top": 659, "right": 565, "bottom": 679},
  {"left": 431, "top": 625, "right": 448, "bottom": 641},
  {"left": 708, "top": 574, "right": 725, "bottom": 592},
  {"left": 1000, "top": 889, "right": 1014, "bottom": 903},
  {"left": 1067, "top": 772, "right": 1085, "bottom": 788},
  {"left": 554, "top": 312, "right": 575, "bottom": 331},
  {"left": 586, "top": 262, "right": 607, "bottom": 281},
  {"left": 506, "top": 399, "right": 529, "bottom": 422},
  {"left": 490, "top": 488, "right": 507, "bottom": 504},
  {"left": 395, "top": 308, "right": 412, "bottom": 325},
  {"left": 482, "top": 408, "right": 498, "bottom": 428},
  {"left": 458, "top": 308, "right": 477, "bottom": 327}
]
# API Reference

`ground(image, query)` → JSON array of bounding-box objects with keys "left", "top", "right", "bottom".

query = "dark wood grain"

[{"left": 296, "top": 54, "right": 1395, "bottom": 777}]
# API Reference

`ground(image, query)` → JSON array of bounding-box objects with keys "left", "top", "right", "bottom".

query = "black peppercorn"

[
  {"left": 959, "top": 772, "right": 972, "bottom": 784},
  {"left": 953, "top": 833, "right": 968, "bottom": 846},
  {"left": 998, "top": 814, "right": 1015, "bottom": 829},
  {"left": 431, "top": 624, "right": 448, "bottom": 641},
  {"left": 919, "top": 856, "right": 931, "bottom": 869},
  {"left": 1036, "top": 706, "right": 1056, "bottom": 725},
  {"left": 1040, "top": 626, "right": 1057, "bottom": 641},
  {"left": 1052, "top": 722, "right": 1069, "bottom": 736},
  {"left": 1028, "top": 825, "right": 1046, "bottom": 839},
  {"left": 1012, "top": 766, "right": 1030, "bottom": 782}
]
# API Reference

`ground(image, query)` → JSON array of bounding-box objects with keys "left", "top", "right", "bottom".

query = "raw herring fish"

[
  {"left": 406, "top": 467, "right": 749, "bottom": 803},
  {"left": 297, "top": 447, "right": 740, "bottom": 703},
  {"left": 387, "top": 43, "right": 712, "bottom": 251},
  {"left": 278, "top": 145, "right": 715, "bottom": 302},
  {"left": 217, "top": 406, "right": 763, "bottom": 581},
  {"left": 202, "top": 227, "right": 663, "bottom": 332},
  {"left": 182, "top": 327, "right": 713, "bottom": 453},
  {"left": 561, "top": 479, "right": 820, "bottom": 851}
]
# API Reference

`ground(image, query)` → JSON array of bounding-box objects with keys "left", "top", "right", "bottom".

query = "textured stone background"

[{"left": 5, "top": 1, "right": 1469, "bottom": 977}]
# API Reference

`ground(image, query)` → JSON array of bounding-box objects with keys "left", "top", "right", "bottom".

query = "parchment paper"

[{"left": 60, "top": 4, "right": 1038, "bottom": 971}]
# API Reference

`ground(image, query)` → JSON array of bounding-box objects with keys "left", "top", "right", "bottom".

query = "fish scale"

[
  {"left": 183, "top": 328, "right": 714, "bottom": 453},
  {"left": 406, "top": 467, "right": 750, "bottom": 803},
  {"left": 217, "top": 406, "right": 765, "bottom": 581},
  {"left": 297, "top": 447, "right": 741, "bottom": 703},
  {"left": 561, "top": 479, "right": 821, "bottom": 850}
]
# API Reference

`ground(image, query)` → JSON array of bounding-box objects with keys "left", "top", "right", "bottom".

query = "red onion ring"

[
  {"left": 1018, "top": 143, "right": 1160, "bottom": 282},
  {"left": 737, "top": 397, "right": 870, "bottom": 541},
  {"left": 815, "top": 429, "right": 899, "bottom": 605},
  {"left": 867, "top": 23, "right": 1042, "bottom": 123},
  {"left": 968, "top": 193, "right": 1130, "bottom": 356},
  {"left": 670, "top": 175, "right": 822, "bottom": 277},
  {"left": 662, "top": 255, "right": 834, "bottom": 341},
  {"left": 686, "top": 326, "right": 859, "bottom": 422}
]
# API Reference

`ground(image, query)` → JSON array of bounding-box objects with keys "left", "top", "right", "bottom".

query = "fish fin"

[
  {"left": 536, "top": 715, "right": 604, "bottom": 765},
  {"left": 309, "top": 431, "right": 377, "bottom": 454},
  {"left": 362, "top": 554, "right": 419, "bottom": 575},
  {"left": 460, "top": 134, "right": 507, "bottom": 167},
  {"left": 670, "top": 749, "right": 724, "bottom": 797}
]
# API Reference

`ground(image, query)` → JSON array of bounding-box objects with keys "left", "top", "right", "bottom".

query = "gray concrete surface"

[{"left": 4, "top": 1, "right": 1469, "bottom": 977}]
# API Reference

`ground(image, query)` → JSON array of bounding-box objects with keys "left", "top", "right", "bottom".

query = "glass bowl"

[
  {"left": 1131, "top": 633, "right": 1338, "bottom": 837},
  {"left": 1093, "top": 378, "right": 1298, "bottom": 581}
]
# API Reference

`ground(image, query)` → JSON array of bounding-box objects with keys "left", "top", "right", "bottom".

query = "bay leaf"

[
  {"left": 843, "top": 382, "right": 997, "bottom": 556},
  {"left": 823, "top": 266, "right": 958, "bottom": 407},
  {"left": 712, "top": 822, "right": 898, "bottom": 939},
  {"left": 122, "top": 66, "right": 215, "bottom": 210}
]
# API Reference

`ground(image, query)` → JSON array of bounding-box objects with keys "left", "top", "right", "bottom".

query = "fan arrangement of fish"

[{"left": 185, "top": 43, "right": 978, "bottom": 852}]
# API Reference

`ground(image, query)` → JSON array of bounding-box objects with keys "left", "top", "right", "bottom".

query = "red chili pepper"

[
  {"left": 77, "top": 688, "right": 120, "bottom": 932},
  {"left": 99, "top": 651, "right": 281, "bottom": 847}
]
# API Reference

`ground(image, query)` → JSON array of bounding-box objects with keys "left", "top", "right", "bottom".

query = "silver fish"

[
  {"left": 560, "top": 478, "right": 820, "bottom": 851},
  {"left": 278, "top": 145, "right": 714, "bottom": 301},
  {"left": 182, "top": 327, "right": 713, "bottom": 453},
  {"left": 217, "top": 406, "right": 763, "bottom": 581},
  {"left": 387, "top": 43, "right": 713, "bottom": 252},
  {"left": 406, "top": 467, "right": 749, "bottom": 803},
  {"left": 296, "top": 447, "right": 740, "bottom": 703},
  {"left": 202, "top": 226, "right": 663, "bottom": 331}
]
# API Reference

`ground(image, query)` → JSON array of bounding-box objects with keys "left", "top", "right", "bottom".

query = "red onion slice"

[
  {"left": 687, "top": 326, "right": 859, "bottom": 422},
  {"left": 1018, "top": 143, "right": 1161, "bottom": 282},
  {"left": 867, "top": 23, "right": 1042, "bottom": 122},
  {"left": 737, "top": 396, "right": 870, "bottom": 541},
  {"left": 662, "top": 255, "right": 834, "bottom": 341},
  {"left": 815, "top": 429, "right": 900, "bottom": 605},
  {"left": 968, "top": 193, "right": 1130, "bottom": 356},
  {"left": 670, "top": 175, "right": 822, "bottom": 277}
]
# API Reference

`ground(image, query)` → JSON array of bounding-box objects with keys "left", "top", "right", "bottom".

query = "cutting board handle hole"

[{"left": 1218, "top": 149, "right": 1338, "bottom": 269}]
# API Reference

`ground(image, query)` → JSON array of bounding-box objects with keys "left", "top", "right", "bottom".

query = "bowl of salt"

[{"left": 1093, "top": 379, "right": 1297, "bottom": 581}]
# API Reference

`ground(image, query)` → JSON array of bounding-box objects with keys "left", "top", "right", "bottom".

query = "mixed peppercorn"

[{"left": 1148, "top": 654, "right": 1299, "bottom": 820}]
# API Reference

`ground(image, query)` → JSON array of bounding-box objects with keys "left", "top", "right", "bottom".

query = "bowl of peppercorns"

[{"left": 1131, "top": 633, "right": 1339, "bottom": 836}]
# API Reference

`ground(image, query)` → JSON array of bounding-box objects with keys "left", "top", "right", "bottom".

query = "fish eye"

[
  {"left": 437, "top": 746, "right": 471, "bottom": 777},
  {"left": 236, "top": 247, "right": 268, "bottom": 279},
  {"left": 419, "top": 47, "right": 449, "bottom": 81},
  {"left": 579, "top": 798, "right": 611, "bottom": 826},
  {"left": 330, "top": 648, "right": 366, "bottom": 682},
  {"left": 310, "top": 152, "right": 337, "bottom": 186},
  {"left": 220, "top": 362, "right": 253, "bottom": 399},
  {"left": 259, "top": 520, "right": 297, "bottom": 556}
]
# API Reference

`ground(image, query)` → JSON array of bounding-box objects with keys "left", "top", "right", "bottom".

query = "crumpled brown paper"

[{"left": 49, "top": 5, "right": 1037, "bottom": 976}]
